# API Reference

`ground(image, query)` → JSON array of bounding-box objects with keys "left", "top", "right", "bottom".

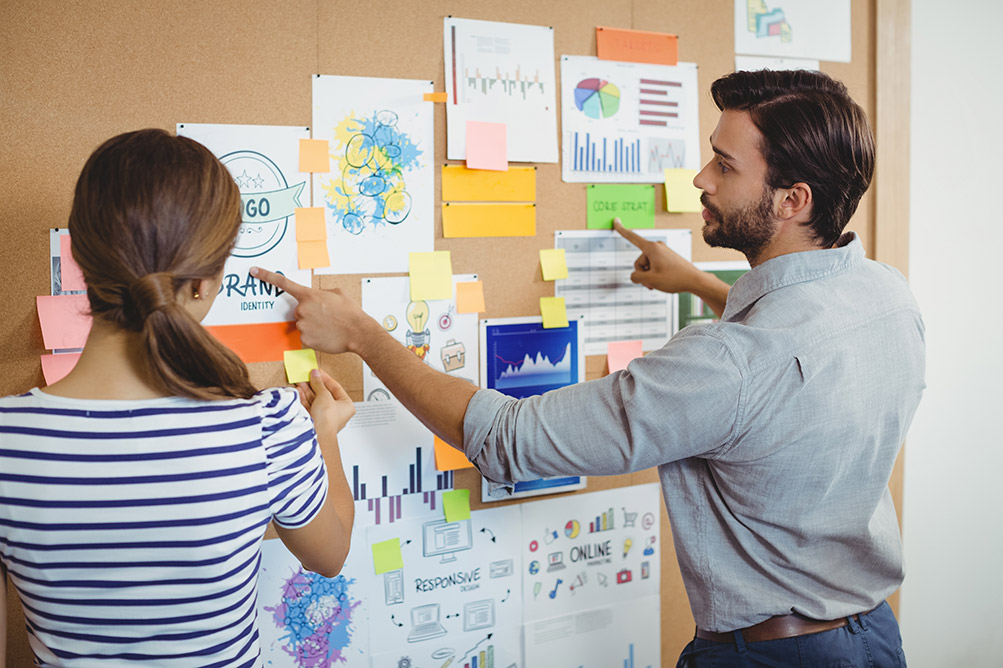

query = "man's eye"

[{"left": 717, "top": 160, "right": 730, "bottom": 173}]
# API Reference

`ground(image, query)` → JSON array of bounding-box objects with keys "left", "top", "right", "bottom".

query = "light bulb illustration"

[{"left": 405, "top": 300, "right": 431, "bottom": 360}]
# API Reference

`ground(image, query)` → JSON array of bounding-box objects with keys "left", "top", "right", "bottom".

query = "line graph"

[
  {"left": 646, "top": 139, "right": 686, "bottom": 172},
  {"left": 465, "top": 65, "right": 546, "bottom": 100},
  {"left": 495, "top": 342, "right": 572, "bottom": 389}
]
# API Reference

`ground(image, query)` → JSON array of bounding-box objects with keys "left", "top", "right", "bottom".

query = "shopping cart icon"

[{"left": 622, "top": 507, "right": 637, "bottom": 528}]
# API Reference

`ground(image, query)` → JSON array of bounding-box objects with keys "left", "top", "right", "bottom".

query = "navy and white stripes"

[{"left": 0, "top": 387, "right": 327, "bottom": 666}]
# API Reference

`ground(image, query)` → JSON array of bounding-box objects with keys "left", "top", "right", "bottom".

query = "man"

[{"left": 252, "top": 69, "right": 924, "bottom": 666}]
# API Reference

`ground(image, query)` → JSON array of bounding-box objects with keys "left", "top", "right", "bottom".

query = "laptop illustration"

[
  {"left": 547, "top": 551, "right": 566, "bottom": 571},
  {"left": 407, "top": 603, "right": 448, "bottom": 643}
]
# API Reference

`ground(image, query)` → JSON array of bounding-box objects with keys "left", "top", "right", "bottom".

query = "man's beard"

[{"left": 701, "top": 186, "right": 777, "bottom": 262}]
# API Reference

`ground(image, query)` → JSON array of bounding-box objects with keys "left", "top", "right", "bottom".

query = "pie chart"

[{"left": 574, "top": 78, "right": 620, "bottom": 119}]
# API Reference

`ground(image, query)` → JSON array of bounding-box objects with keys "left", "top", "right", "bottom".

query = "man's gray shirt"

[{"left": 462, "top": 232, "right": 925, "bottom": 632}]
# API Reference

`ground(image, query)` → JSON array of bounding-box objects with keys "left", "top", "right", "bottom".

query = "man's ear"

[{"left": 777, "top": 182, "right": 813, "bottom": 222}]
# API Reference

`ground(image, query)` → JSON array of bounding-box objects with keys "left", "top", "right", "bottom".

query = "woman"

[{"left": 0, "top": 129, "right": 355, "bottom": 665}]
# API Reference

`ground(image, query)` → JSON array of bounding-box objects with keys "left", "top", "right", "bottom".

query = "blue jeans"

[{"left": 676, "top": 602, "right": 907, "bottom": 667}]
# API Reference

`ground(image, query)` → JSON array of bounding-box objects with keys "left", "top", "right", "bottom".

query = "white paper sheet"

[
  {"left": 444, "top": 17, "right": 559, "bottom": 164},
  {"left": 365, "top": 504, "right": 524, "bottom": 668},
  {"left": 361, "top": 275, "right": 480, "bottom": 400},
  {"left": 175, "top": 123, "right": 313, "bottom": 326},
  {"left": 312, "top": 75, "right": 434, "bottom": 274},
  {"left": 554, "top": 229, "right": 692, "bottom": 355},
  {"left": 338, "top": 400, "right": 451, "bottom": 502},
  {"left": 734, "top": 54, "right": 820, "bottom": 72},
  {"left": 561, "top": 56, "right": 700, "bottom": 183},
  {"left": 734, "top": 0, "right": 851, "bottom": 63}
]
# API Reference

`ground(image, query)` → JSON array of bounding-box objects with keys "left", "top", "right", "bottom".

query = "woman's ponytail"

[{"left": 69, "top": 129, "right": 257, "bottom": 400}]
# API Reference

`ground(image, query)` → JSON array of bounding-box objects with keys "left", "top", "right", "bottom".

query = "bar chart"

[{"left": 570, "top": 132, "right": 642, "bottom": 174}]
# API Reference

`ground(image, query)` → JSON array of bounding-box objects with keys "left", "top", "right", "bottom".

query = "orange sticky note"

[
  {"left": 442, "top": 203, "right": 536, "bottom": 238},
  {"left": 36, "top": 295, "right": 91, "bottom": 350},
  {"left": 607, "top": 340, "right": 643, "bottom": 373},
  {"left": 540, "top": 297, "right": 569, "bottom": 329},
  {"left": 539, "top": 248, "right": 568, "bottom": 281},
  {"left": 441, "top": 165, "right": 536, "bottom": 202},
  {"left": 596, "top": 26, "right": 678, "bottom": 66},
  {"left": 297, "top": 241, "right": 330, "bottom": 270},
  {"left": 206, "top": 322, "right": 302, "bottom": 364},
  {"left": 455, "top": 281, "right": 486, "bottom": 314},
  {"left": 299, "top": 139, "right": 330, "bottom": 173},
  {"left": 434, "top": 435, "right": 475, "bottom": 471},
  {"left": 409, "top": 251, "right": 453, "bottom": 301},
  {"left": 295, "top": 207, "right": 327, "bottom": 241},
  {"left": 40, "top": 353, "right": 81, "bottom": 384},
  {"left": 59, "top": 235, "right": 86, "bottom": 292},
  {"left": 424, "top": 92, "right": 448, "bottom": 102},
  {"left": 465, "top": 121, "right": 507, "bottom": 171}
]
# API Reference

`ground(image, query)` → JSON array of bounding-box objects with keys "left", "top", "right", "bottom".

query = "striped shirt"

[{"left": 0, "top": 386, "right": 328, "bottom": 666}]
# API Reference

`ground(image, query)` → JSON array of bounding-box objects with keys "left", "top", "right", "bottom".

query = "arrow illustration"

[
  {"left": 500, "top": 588, "right": 511, "bottom": 603},
  {"left": 479, "top": 528, "right": 496, "bottom": 543},
  {"left": 390, "top": 614, "right": 404, "bottom": 628},
  {"left": 460, "top": 633, "right": 494, "bottom": 664}
]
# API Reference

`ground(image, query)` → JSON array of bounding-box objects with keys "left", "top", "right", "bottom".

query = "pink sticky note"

[
  {"left": 59, "top": 235, "right": 86, "bottom": 292},
  {"left": 607, "top": 340, "right": 643, "bottom": 373},
  {"left": 40, "top": 353, "right": 82, "bottom": 384},
  {"left": 465, "top": 121, "right": 508, "bottom": 171},
  {"left": 36, "top": 295, "right": 92, "bottom": 350}
]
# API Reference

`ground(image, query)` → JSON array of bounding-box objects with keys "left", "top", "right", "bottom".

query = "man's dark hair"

[{"left": 711, "top": 69, "right": 875, "bottom": 247}]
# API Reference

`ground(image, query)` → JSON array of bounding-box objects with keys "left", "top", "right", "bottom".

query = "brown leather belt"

[{"left": 696, "top": 608, "right": 875, "bottom": 644}]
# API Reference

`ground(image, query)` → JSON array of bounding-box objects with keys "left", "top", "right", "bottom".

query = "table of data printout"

[{"left": 555, "top": 229, "right": 692, "bottom": 356}]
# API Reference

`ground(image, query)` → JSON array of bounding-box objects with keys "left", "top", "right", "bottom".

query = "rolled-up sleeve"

[{"left": 463, "top": 327, "right": 745, "bottom": 494}]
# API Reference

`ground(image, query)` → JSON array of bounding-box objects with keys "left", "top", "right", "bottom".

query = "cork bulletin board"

[{"left": 1, "top": 1, "right": 881, "bottom": 663}]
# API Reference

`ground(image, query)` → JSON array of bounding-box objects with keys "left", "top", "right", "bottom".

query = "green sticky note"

[
  {"left": 409, "top": 251, "right": 453, "bottom": 301},
  {"left": 283, "top": 349, "right": 318, "bottom": 383},
  {"left": 443, "top": 489, "right": 472, "bottom": 522},
  {"left": 540, "top": 297, "right": 569, "bottom": 329},
  {"left": 587, "top": 184, "right": 656, "bottom": 229},
  {"left": 539, "top": 248, "right": 568, "bottom": 281},
  {"left": 371, "top": 537, "right": 404, "bottom": 575},
  {"left": 663, "top": 168, "right": 702, "bottom": 212}
]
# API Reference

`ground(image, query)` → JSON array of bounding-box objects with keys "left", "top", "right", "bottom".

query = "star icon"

[
  {"left": 252, "top": 173, "right": 265, "bottom": 189},
  {"left": 234, "top": 169, "right": 252, "bottom": 188}
]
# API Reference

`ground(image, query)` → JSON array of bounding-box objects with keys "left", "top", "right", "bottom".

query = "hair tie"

[{"left": 129, "top": 272, "right": 177, "bottom": 320}]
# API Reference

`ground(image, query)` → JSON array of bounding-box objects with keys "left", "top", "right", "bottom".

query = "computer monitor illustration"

[{"left": 422, "top": 518, "right": 473, "bottom": 563}]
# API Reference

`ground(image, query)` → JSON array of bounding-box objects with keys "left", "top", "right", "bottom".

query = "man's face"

[{"left": 693, "top": 110, "right": 778, "bottom": 261}]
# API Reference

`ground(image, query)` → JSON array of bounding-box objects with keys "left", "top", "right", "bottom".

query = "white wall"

[{"left": 901, "top": 1, "right": 1003, "bottom": 665}]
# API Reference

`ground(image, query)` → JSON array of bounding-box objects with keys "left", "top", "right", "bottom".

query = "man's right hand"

[
  {"left": 250, "top": 266, "right": 380, "bottom": 355},
  {"left": 613, "top": 220, "right": 705, "bottom": 294}
]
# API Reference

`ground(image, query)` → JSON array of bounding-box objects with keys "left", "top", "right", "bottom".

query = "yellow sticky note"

[
  {"left": 441, "top": 203, "right": 536, "bottom": 238},
  {"left": 540, "top": 248, "right": 568, "bottom": 281},
  {"left": 372, "top": 538, "right": 404, "bottom": 575},
  {"left": 297, "top": 241, "right": 330, "bottom": 270},
  {"left": 455, "top": 281, "right": 486, "bottom": 314},
  {"left": 283, "top": 349, "right": 318, "bottom": 383},
  {"left": 441, "top": 165, "right": 536, "bottom": 202},
  {"left": 664, "top": 168, "right": 702, "bottom": 213},
  {"left": 424, "top": 92, "right": 448, "bottom": 102},
  {"left": 435, "top": 435, "right": 475, "bottom": 470},
  {"left": 295, "top": 207, "right": 327, "bottom": 241},
  {"left": 409, "top": 251, "right": 453, "bottom": 301},
  {"left": 540, "top": 297, "right": 569, "bottom": 329},
  {"left": 443, "top": 489, "right": 472, "bottom": 522},
  {"left": 299, "top": 139, "right": 330, "bottom": 173}
]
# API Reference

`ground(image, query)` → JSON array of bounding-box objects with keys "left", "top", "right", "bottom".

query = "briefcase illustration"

[{"left": 440, "top": 339, "right": 466, "bottom": 372}]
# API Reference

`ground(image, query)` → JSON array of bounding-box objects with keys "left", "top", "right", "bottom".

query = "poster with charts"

[
  {"left": 444, "top": 17, "right": 559, "bottom": 164},
  {"left": 561, "top": 56, "right": 700, "bottom": 183},
  {"left": 679, "top": 260, "right": 750, "bottom": 329},
  {"left": 258, "top": 492, "right": 448, "bottom": 667},
  {"left": 734, "top": 0, "right": 851, "bottom": 63},
  {"left": 361, "top": 274, "right": 480, "bottom": 402},
  {"left": 338, "top": 400, "right": 454, "bottom": 504},
  {"left": 175, "top": 123, "right": 312, "bottom": 325},
  {"left": 520, "top": 484, "right": 662, "bottom": 668},
  {"left": 554, "top": 229, "right": 692, "bottom": 355},
  {"left": 365, "top": 504, "right": 524, "bottom": 668},
  {"left": 312, "top": 75, "right": 434, "bottom": 274}
]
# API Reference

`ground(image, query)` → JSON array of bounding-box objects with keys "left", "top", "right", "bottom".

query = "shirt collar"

[{"left": 722, "top": 232, "right": 864, "bottom": 321}]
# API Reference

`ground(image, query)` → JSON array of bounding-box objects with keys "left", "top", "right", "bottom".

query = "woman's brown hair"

[{"left": 69, "top": 129, "right": 257, "bottom": 399}]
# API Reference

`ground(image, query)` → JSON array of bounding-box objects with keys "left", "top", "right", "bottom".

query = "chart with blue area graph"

[
  {"left": 478, "top": 316, "right": 587, "bottom": 501},
  {"left": 561, "top": 55, "right": 700, "bottom": 183}
]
